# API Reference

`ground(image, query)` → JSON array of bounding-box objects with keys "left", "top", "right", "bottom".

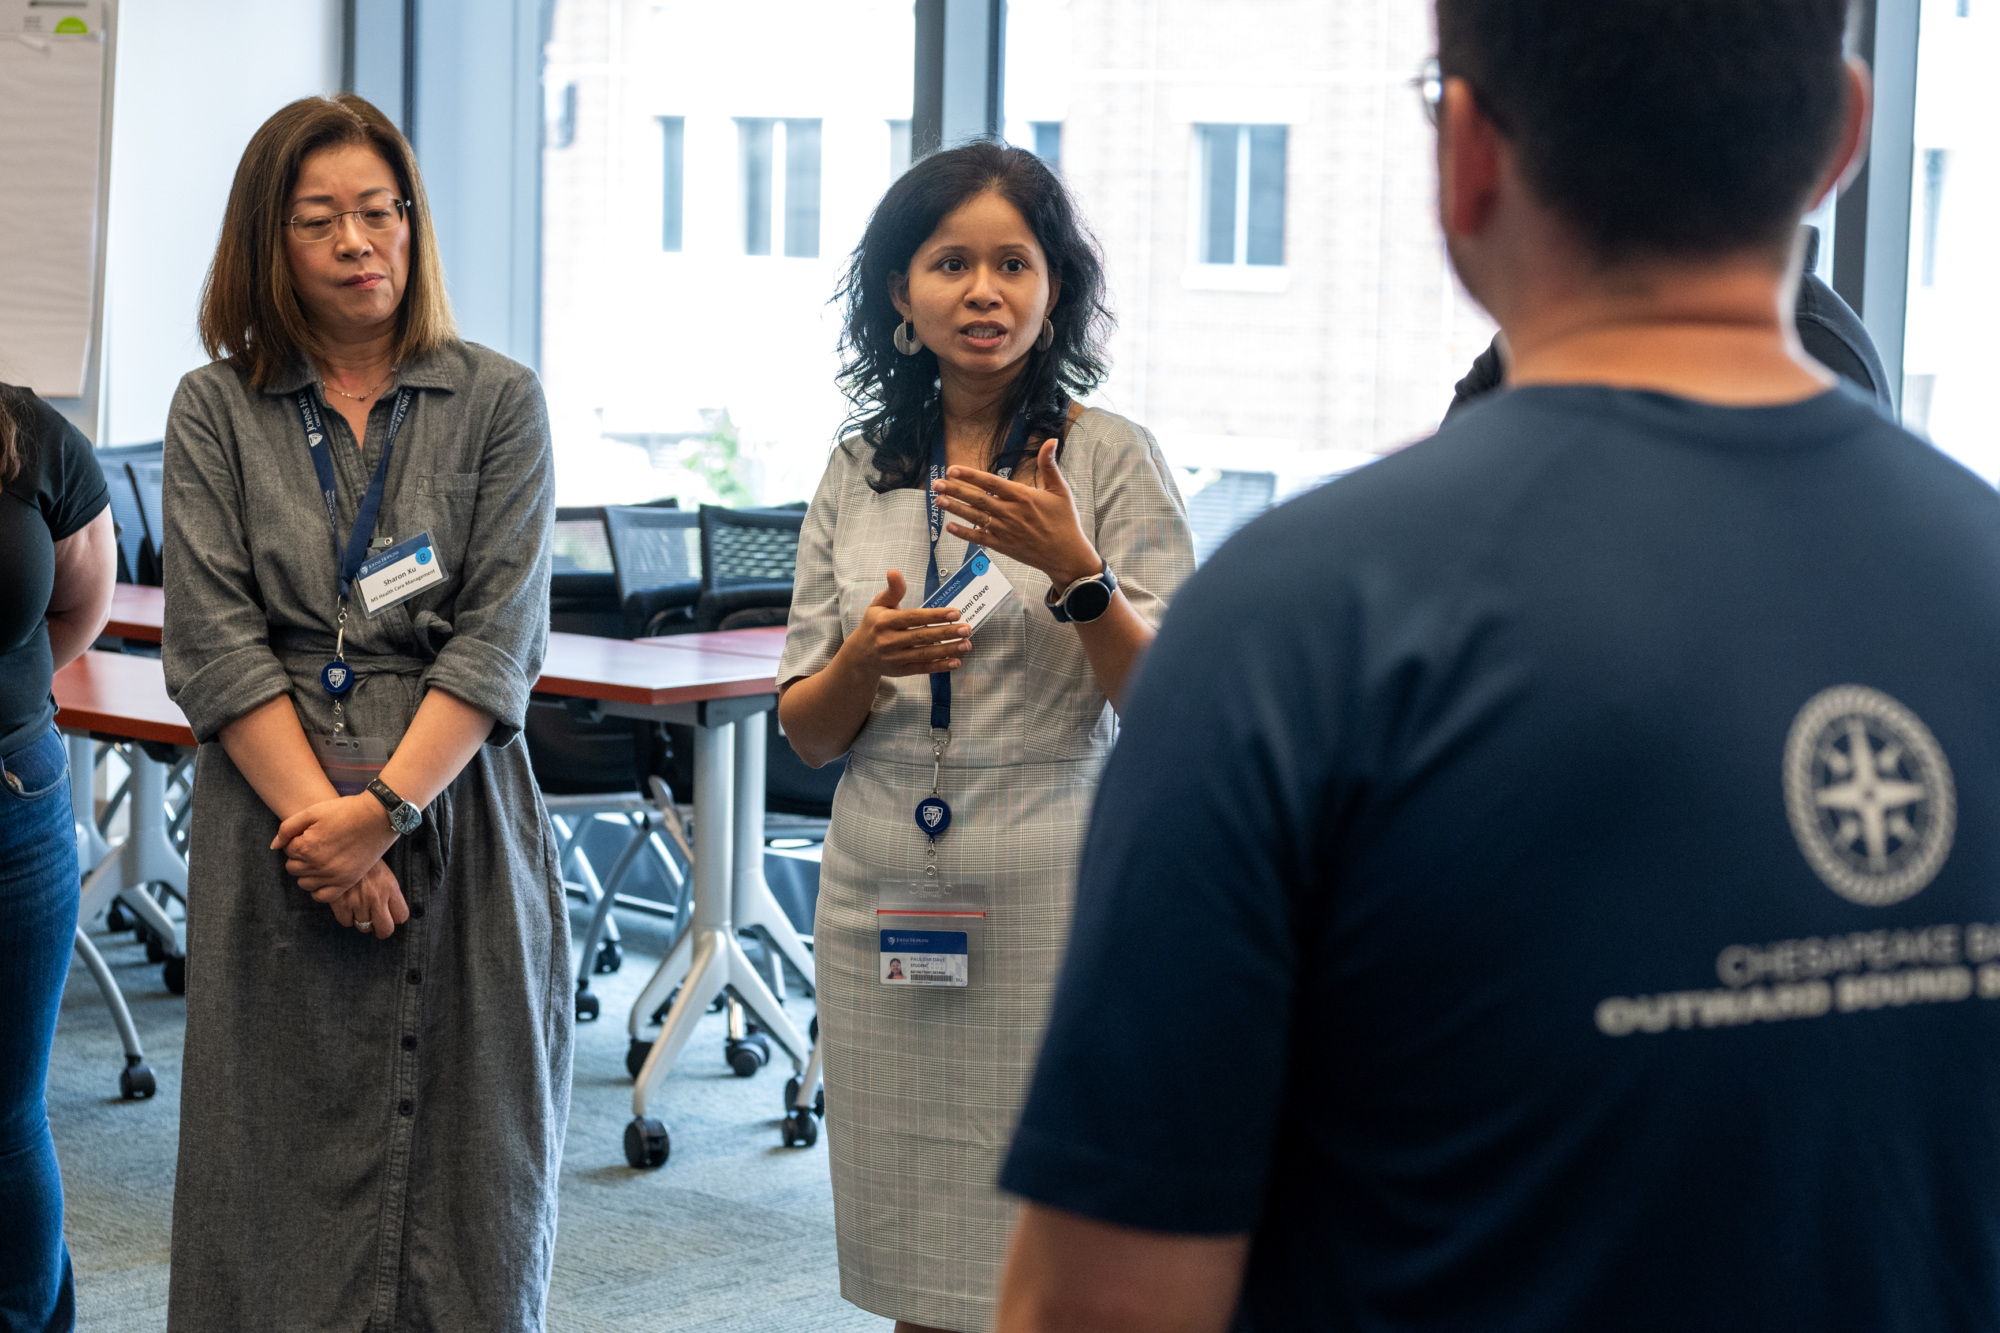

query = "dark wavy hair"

[{"left": 834, "top": 140, "right": 1112, "bottom": 493}]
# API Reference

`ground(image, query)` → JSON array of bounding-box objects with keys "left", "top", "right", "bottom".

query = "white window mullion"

[
  {"left": 1234, "top": 124, "right": 1251, "bottom": 266},
  {"left": 772, "top": 119, "right": 789, "bottom": 258}
]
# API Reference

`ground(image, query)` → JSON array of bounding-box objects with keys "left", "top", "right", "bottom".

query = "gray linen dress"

[
  {"left": 159, "top": 341, "right": 572, "bottom": 1332},
  {"left": 779, "top": 408, "right": 1194, "bottom": 1331}
]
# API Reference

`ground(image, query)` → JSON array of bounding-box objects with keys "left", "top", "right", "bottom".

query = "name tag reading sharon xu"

[{"left": 354, "top": 531, "right": 448, "bottom": 616}]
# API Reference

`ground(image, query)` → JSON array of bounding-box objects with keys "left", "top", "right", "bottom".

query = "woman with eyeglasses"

[{"left": 160, "top": 95, "right": 568, "bottom": 1330}]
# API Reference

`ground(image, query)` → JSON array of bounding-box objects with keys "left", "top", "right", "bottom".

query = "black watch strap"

[{"left": 367, "top": 777, "right": 422, "bottom": 835}]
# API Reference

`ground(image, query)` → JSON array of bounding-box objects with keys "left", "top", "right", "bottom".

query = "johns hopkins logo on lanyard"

[{"left": 1783, "top": 685, "right": 1956, "bottom": 906}]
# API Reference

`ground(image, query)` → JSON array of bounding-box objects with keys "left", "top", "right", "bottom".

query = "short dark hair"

[
  {"left": 1436, "top": 0, "right": 1852, "bottom": 261},
  {"left": 834, "top": 140, "right": 1112, "bottom": 493}
]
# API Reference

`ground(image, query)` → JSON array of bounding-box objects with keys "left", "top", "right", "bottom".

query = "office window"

[
  {"left": 737, "top": 118, "right": 773, "bottom": 255},
  {"left": 1032, "top": 120, "right": 1062, "bottom": 171},
  {"left": 660, "top": 116, "right": 684, "bottom": 252},
  {"left": 888, "top": 118, "right": 912, "bottom": 179},
  {"left": 542, "top": 2, "right": 913, "bottom": 507},
  {"left": 1005, "top": 0, "right": 1496, "bottom": 502},
  {"left": 1198, "top": 124, "right": 1285, "bottom": 267},
  {"left": 1901, "top": 0, "right": 1998, "bottom": 471},
  {"left": 737, "top": 117, "right": 822, "bottom": 259},
  {"left": 784, "top": 118, "right": 822, "bottom": 258}
]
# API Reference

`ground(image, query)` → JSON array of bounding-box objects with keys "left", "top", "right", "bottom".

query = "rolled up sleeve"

[
  {"left": 162, "top": 376, "right": 295, "bottom": 743},
  {"left": 418, "top": 368, "right": 553, "bottom": 746}
]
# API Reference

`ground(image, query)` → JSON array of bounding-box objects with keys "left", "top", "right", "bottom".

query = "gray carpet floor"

[{"left": 48, "top": 905, "right": 887, "bottom": 1332}]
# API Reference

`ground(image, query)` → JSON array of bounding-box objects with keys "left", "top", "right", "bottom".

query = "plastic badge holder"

[{"left": 877, "top": 881, "right": 987, "bottom": 988}]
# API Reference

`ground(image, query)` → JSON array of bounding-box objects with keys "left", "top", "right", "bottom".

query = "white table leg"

[
  {"left": 67, "top": 733, "right": 111, "bottom": 869},
  {"left": 732, "top": 711, "right": 817, "bottom": 995},
  {"left": 77, "top": 745, "right": 187, "bottom": 959}
]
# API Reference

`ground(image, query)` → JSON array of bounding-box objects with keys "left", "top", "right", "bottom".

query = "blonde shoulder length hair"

[{"left": 198, "top": 94, "right": 455, "bottom": 389}]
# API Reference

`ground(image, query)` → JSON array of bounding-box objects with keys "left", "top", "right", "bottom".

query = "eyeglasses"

[
  {"left": 1413, "top": 57, "right": 1444, "bottom": 127},
  {"left": 285, "top": 199, "right": 411, "bottom": 243}
]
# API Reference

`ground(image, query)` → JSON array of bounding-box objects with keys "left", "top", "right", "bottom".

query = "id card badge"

[
  {"left": 921, "top": 547, "right": 1014, "bottom": 633},
  {"left": 878, "top": 881, "right": 987, "bottom": 988},
  {"left": 353, "top": 531, "right": 447, "bottom": 617},
  {"left": 311, "top": 733, "right": 390, "bottom": 797}
]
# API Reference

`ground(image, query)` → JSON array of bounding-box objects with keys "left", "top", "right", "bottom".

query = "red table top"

[
  {"left": 65, "top": 605, "right": 784, "bottom": 740},
  {"left": 535, "top": 631, "right": 777, "bottom": 707},
  {"left": 105, "top": 584, "right": 164, "bottom": 643},
  {"left": 54, "top": 649, "right": 197, "bottom": 748}
]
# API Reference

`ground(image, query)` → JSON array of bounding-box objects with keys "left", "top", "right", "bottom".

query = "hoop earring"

[
  {"left": 893, "top": 320, "right": 924, "bottom": 356},
  {"left": 1036, "top": 318, "right": 1056, "bottom": 352}
]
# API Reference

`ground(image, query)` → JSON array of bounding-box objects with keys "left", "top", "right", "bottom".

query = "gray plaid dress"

[
  {"left": 780, "top": 409, "right": 1194, "bottom": 1331},
  {"left": 160, "top": 342, "right": 570, "bottom": 1332}
]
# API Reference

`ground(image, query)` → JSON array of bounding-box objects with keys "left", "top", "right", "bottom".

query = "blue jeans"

[{"left": 0, "top": 726, "right": 78, "bottom": 1333}]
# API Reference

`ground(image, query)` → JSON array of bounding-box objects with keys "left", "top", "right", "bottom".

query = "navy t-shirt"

[{"left": 1002, "top": 384, "right": 2000, "bottom": 1331}]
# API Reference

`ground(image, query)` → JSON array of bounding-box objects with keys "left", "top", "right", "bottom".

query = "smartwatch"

[
  {"left": 1046, "top": 563, "right": 1119, "bottom": 624},
  {"left": 367, "top": 777, "right": 424, "bottom": 836}
]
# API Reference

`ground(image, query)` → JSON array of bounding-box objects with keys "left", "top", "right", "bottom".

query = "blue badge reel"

[{"left": 321, "top": 660, "right": 354, "bottom": 697}]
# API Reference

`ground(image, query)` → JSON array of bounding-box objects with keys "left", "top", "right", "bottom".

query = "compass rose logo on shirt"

[{"left": 1783, "top": 685, "right": 1955, "bottom": 906}]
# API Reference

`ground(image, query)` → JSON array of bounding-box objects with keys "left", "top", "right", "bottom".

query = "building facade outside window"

[
  {"left": 1004, "top": 0, "right": 1496, "bottom": 501},
  {"left": 1032, "top": 120, "right": 1063, "bottom": 170},
  {"left": 542, "top": 1, "right": 912, "bottom": 506}
]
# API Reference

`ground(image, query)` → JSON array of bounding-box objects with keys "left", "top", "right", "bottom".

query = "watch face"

[{"left": 1066, "top": 578, "right": 1113, "bottom": 623}]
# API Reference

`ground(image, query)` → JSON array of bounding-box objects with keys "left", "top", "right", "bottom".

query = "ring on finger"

[{"left": 357, "top": 919, "right": 374, "bottom": 932}]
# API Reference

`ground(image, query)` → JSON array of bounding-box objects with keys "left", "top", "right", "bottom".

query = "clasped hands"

[
  {"left": 272, "top": 793, "right": 410, "bottom": 939},
  {"left": 843, "top": 440, "right": 1104, "bottom": 680}
]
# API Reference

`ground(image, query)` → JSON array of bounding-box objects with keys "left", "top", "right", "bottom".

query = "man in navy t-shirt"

[{"left": 996, "top": 3, "right": 2000, "bottom": 1331}]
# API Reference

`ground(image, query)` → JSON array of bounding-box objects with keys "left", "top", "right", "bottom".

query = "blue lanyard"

[
  {"left": 923, "top": 410, "right": 1032, "bottom": 733},
  {"left": 296, "top": 385, "right": 414, "bottom": 603}
]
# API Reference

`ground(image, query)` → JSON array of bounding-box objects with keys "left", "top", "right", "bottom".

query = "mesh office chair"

[
  {"left": 694, "top": 504, "right": 802, "bottom": 632},
  {"left": 95, "top": 443, "right": 163, "bottom": 585},
  {"left": 605, "top": 504, "right": 703, "bottom": 637},
  {"left": 1186, "top": 469, "right": 1277, "bottom": 565}
]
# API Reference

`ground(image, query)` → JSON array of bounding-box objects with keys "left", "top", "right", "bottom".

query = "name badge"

[
  {"left": 879, "top": 929, "right": 969, "bottom": 987},
  {"left": 353, "top": 531, "right": 447, "bottom": 617},
  {"left": 311, "top": 732, "right": 390, "bottom": 797},
  {"left": 921, "top": 547, "right": 1014, "bottom": 632}
]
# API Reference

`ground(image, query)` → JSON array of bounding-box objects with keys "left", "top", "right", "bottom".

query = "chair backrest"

[
  {"left": 698, "top": 505, "right": 802, "bottom": 591},
  {"left": 1185, "top": 469, "right": 1276, "bottom": 565},
  {"left": 603, "top": 505, "right": 703, "bottom": 637},
  {"left": 96, "top": 443, "right": 164, "bottom": 585},
  {"left": 548, "top": 507, "right": 622, "bottom": 638},
  {"left": 694, "top": 505, "right": 802, "bottom": 632}
]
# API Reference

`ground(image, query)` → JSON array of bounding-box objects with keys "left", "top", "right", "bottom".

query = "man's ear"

[
  {"left": 890, "top": 271, "right": 912, "bottom": 321},
  {"left": 1437, "top": 78, "right": 1506, "bottom": 240},
  {"left": 1819, "top": 58, "right": 1874, "bottom": 204}
]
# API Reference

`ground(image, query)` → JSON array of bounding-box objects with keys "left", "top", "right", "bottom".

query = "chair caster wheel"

[
  {"left": 162, "top": 955, "right": 186, "bottom": 995},
  {"left": 781, "top": 1111, "right": 818, "bottom": 1148},
  {"left": 594, "top": 940, "right": 623, "bottom": 974},
  {"left": 783, "top": 1077, "right": 826, "bottom": 1119},
  {"left": 726, "top": 1034, "right": 769, "bottom": 1078},
  {"left": 106, "top": 901, "right": 133, "bottom": 932},
  {"left": 650, "top": 987, "right": 679, "bottom": 1026},
  {"left": 119, "top": 1061, "right": 156, "bottom": 1100},
  {"left": 626, "top": 1037, "right": 654, "bottom": 1080},
  {"left": 624, "top": 1116, "right": 669, "bottom": 1168},
  {"left": 576, "top": 989, "right": 600, "bottom": 1022},
  {"left": 144, "top": 928, "right": 166, "bottom": 963},
  {"left": 809, "top": 1013, "right": 818, "bottom": 1042}
]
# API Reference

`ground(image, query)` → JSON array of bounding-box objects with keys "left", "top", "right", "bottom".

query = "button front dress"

[
  {"left": 779, "top": 408, "right": 1195, "bottom": 1331},
  {"left": 160, "top": 342, "right": 571, "bottom": 1332}
]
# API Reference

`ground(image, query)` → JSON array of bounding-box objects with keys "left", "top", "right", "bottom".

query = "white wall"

[{"left": 101, "top": 0, "right": 343, "bottom": 445}]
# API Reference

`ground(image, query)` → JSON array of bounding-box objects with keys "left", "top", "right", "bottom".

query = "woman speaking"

[
  {"left": 780, "top": 141, "right": 1196, "bottom": 1332},
  {"left": 161, "top": 96, "right": 568, "bottom": 1329}
]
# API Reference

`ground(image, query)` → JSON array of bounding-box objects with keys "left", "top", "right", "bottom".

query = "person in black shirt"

[
  {"left": 0, "top": 383, "right": 114, "bottom": 1332},
  {"left": 994, "top": 3, "right": 2000, "bottom": 1331}
]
